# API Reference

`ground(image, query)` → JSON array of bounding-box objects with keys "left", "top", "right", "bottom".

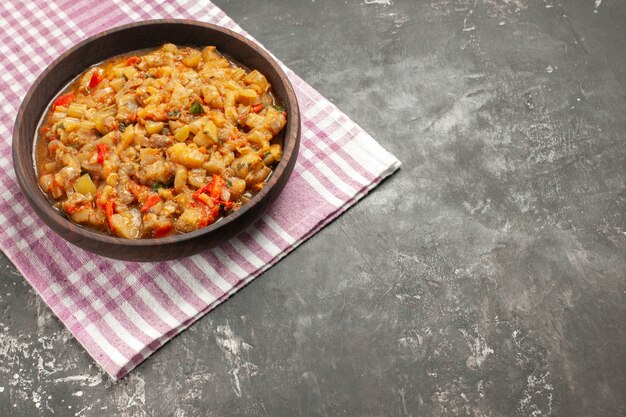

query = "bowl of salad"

[{"left": 13, "top": 20, "right": 300, "bottom": 261}]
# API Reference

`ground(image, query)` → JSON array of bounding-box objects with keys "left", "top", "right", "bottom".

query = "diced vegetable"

[
  {"left": 105, "top": 200, "right": 115, "bottom": 230},
  {"left": 97, "top": 143, "right": 108, "bottom": 164},
  {"left": 88, "top": 70, "right": 104, "bottom": 89},
  {"left": 118, "top": 125, "right": 135, "bottom": 151},
  {"left": 62, "top": 118, "right": 80, "bottom": 133},
  {"left": 145, "top": 120, "right": 164, "bottom": 135},
  {"left": 109, "top": 77, "right": 125, "bottom": 92},
  {"left": 126, "top": 56, "right": 140, "bottom": 66},
  {"left": 224, "top": 91, "right": 236, "bottom": 109},
  {"left": 121, "top": 66, "right": 137, "bottom": 79},
  {"left": 176, "top": 205, "right": 216, "bottom": 233},
  {"left": 39, "top": 174, "right": 54, "bottom": 193},
  {"left": 209, "top": 174, "right": 225, "bottom": 200},
  {"left": 238, "top": 89, "right": 259, "bottom": 105},
  {"left": 228, "top": 178, "right": 246, "bottom": 200},
  {"left": 73, "top": 173, "right": 97, "bottom": 195},
  {"left": 243, "top": 70, "right": 269, "bottom": 93},
  {"left": 174, "top": 165, "right": 188, "bottom": 191},
  {"left": 108, "top": 212, "right": 142, "bottom": 239},
  {"left": 193, "top": 131, "right": 212, "bottom": 147},
  {"left": 182, "top": 52, "right": 202, "bottom": 67},
  {"left": 189, "top": 100, "right": 205, "bottom": 115},
  {"left": 141, "top": 195, "right": 161, "bottom": 213},
  {"left": 188, "top": 118, "right": 204, "bottom": 135},
  {"left": 153, "top": 223, "right": 173, "bottom": 238},
  {"left": 191, "top": 174, "right": 232, "bottom": 216},
  {"left": 53, "top": 93, "right": 74, "bottom": 110},
  {"left": 231, "top": 153, "right": 261, "bottom": 177},
  {"left": 67, "top": 103, "right": 87, "bottom": 118},
  {"left": 168, "top": 143, "right": 206, "bottom": 168},
  {"left": 174, "top": 125, "right": 190, "bottom": 142},
  {"left": 268, "top": 143, "right": 282, "bottom": 163},
  {"left": 203, "top": 121, "right": 217, "bottom": 141},
  {"left": 245, "top": 164, "right": 271, "bottom": 186}
]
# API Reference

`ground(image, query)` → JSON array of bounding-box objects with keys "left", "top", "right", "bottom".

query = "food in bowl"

[{"left": 35, "top": 43, "right": 287, "bottom": 239}]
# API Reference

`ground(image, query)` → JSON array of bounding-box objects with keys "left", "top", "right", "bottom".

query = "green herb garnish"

[
  {"left": 118, "top": 122, "right": 128, "bottom": 132},
  {"left": 227, "top": 180, "right": 232, "bottom": 187},
  {"left": 189, "top": 101, "right": 205, "bottom": 115},
  {"left": 151, "top": 183, "right": 164, "bottom": 191},
  {"left": 167, "top": 109, "right": 181, "bottom": 119},
  {"left": 270, "top": 104, "right": 285, "bottom": 112}
]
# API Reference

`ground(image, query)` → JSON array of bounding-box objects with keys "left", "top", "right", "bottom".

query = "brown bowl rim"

[{"left": 12, "top": 19, "right": 300, "bottom": 253}]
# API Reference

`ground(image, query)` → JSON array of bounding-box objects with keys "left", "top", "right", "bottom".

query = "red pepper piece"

[
  {"left": 128, "top": 181, "right": 152, "bottom": 201},
  {"left": 192, "top": 183, "right": 211, "bottom": 202},
  {"left": 193, "top": 175, "right": 233, "bottom": 215},
  {"left": 193, "top": 175, "right": 225, "bottom": 202},
  {"left": 141, "top": 195, "right": 161, "bottom": 214},
  {"left": 105, "top": 200, "right": 115, "bottom": 231},
  {"left": 126, "top": 56, "right": 140, "bottom": 66},
  {"left": 209, "top": 174, "right": 225, "bottom": 200},
  {"left": 251, "top": 103, "right": 263, "bottom": 113},
  {"left": 194, "top": 201, "right": 219, "bottom": 228},
  {"left": 53, "top": 93, "right": 74, "bottom": 110},
  {"left": 89, "top": 70, "right": 104, "bottom": 89},
  {"left": 97, "top": 143, "right": 108, "bottom": 165},
  {"left": 153, "top": 223, "right": 173, "bottom": 238}
]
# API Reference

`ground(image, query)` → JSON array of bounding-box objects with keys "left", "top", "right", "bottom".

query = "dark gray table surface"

[{"left": 1, "top": 0, "right": 624, "bottom": 416}]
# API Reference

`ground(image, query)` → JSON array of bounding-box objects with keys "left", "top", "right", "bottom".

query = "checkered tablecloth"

[{"left": 0, "top": 0, "right": 400, "bottom": 379}]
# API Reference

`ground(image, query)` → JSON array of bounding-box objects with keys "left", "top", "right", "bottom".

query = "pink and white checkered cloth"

[{"left": 0, "top": 0, "right": 400, "bottom": 379}]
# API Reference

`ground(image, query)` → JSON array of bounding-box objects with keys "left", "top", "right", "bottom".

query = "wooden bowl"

[{"left": 12, "top": 20, "right": 300, "bottom": 262}]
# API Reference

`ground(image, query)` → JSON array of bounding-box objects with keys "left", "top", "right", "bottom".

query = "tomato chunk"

[
  {"left": 89, "top": 70, "right": 104, "bottom": 89},
  {"left": 141, "top": 195, "right": 161, "bottom": 214},
  {"left": 53, "top": 93, "right": 74, "bottom": 110}
]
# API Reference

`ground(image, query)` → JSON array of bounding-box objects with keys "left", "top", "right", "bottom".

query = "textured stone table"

[{"left": 1, "top": 0, "right": 624, "bottom": 416}]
